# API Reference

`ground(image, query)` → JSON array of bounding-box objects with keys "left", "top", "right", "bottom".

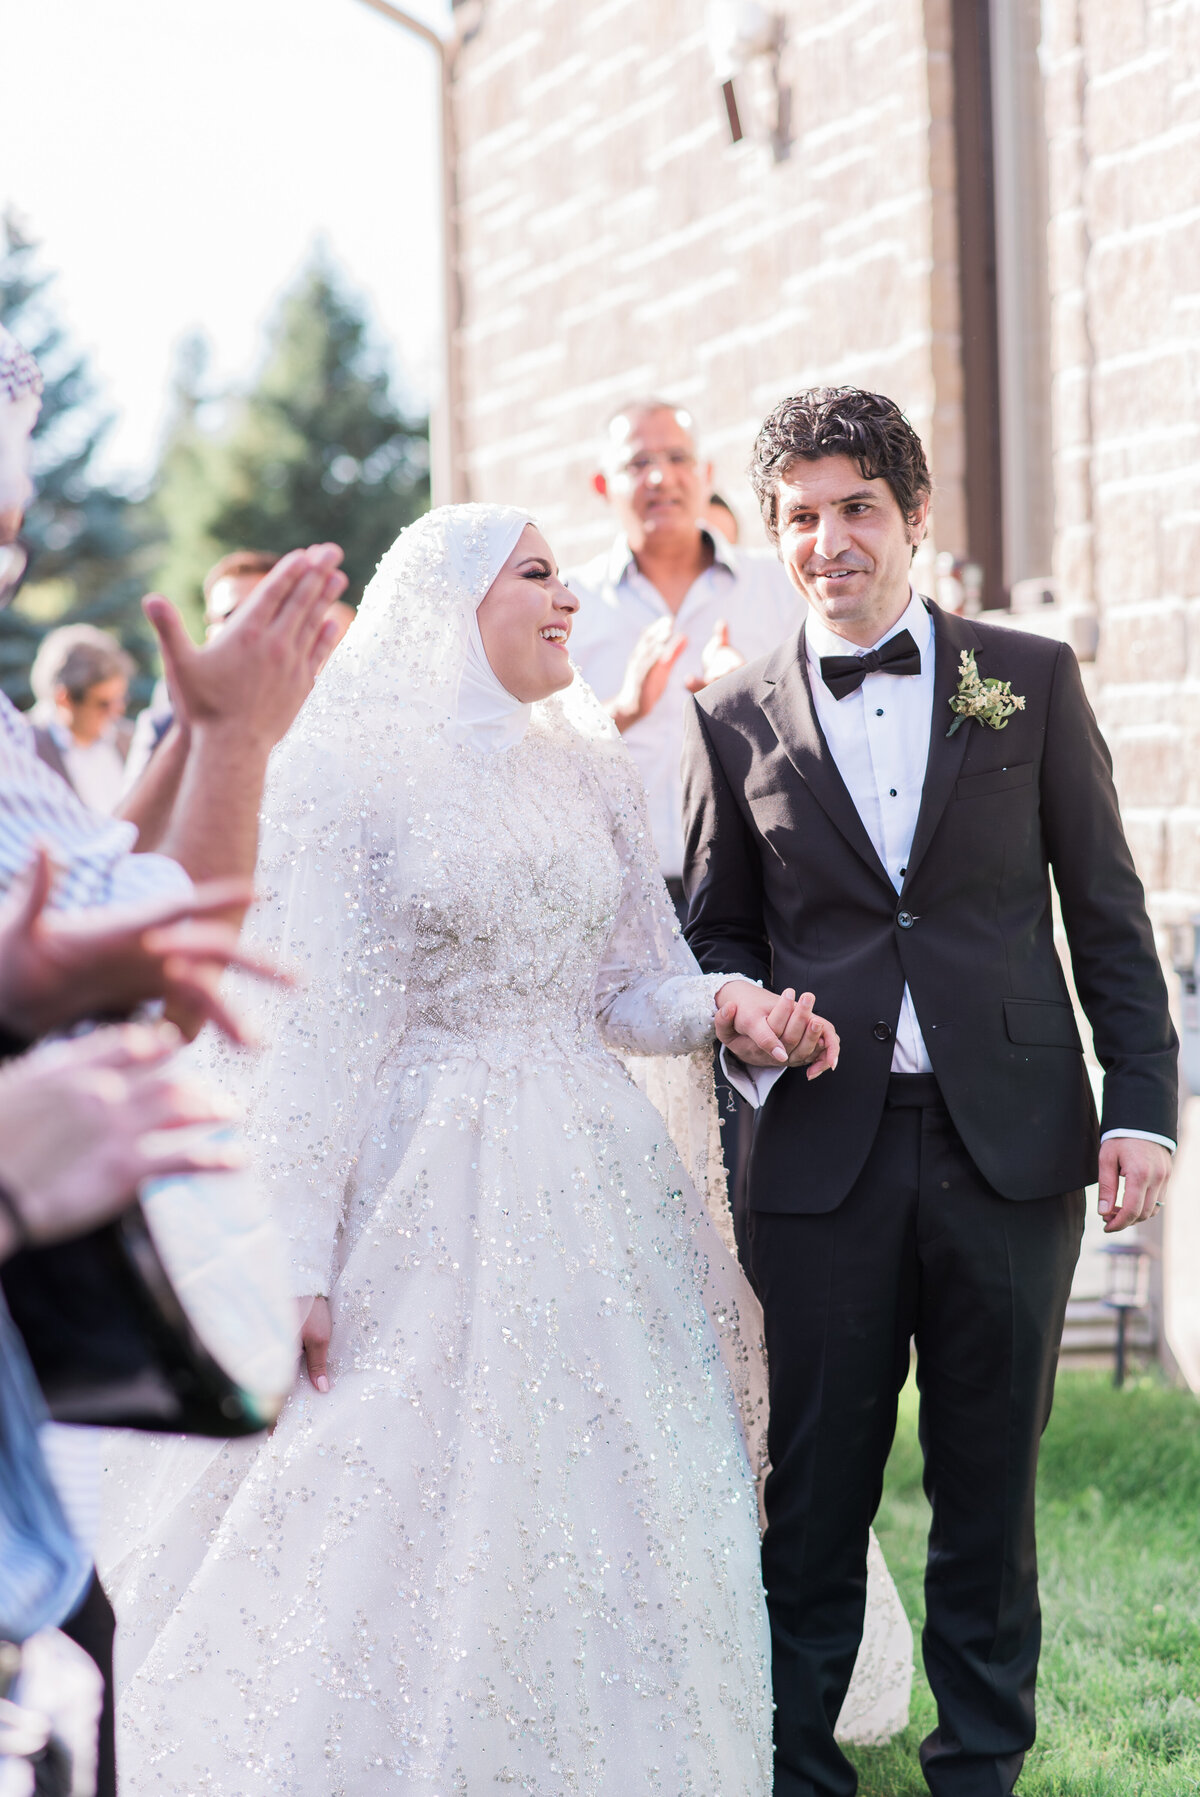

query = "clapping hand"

[
  {"left": 610, "top": 616, "right": 689, "bottom": 732},
  {"left": 685, "top": 618, "right": 745, "bottom": 692},
  {"left": 0, "top": 847, "right": 289, "bottom": 1043},
  {"left": 143, "top": 544, "right": 349, "bottom": 750},
  {"left": 715, "top": 979, "right": 840, "bottom": 1078}
]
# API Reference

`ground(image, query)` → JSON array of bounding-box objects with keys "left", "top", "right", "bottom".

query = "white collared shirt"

[
  {"left": 566, "top": 532, "right": 802, "bottom": 879},
  {"left": 37, "top": 710, "right": 128, "bottom": 816},
  {"left": 804, "top": 588, "right": 934, "bottom": 1074}
]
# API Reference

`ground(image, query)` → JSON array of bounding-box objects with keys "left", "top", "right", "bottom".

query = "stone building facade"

[{"left": 445, "top": 0, "right": 1200, "bottom": 1370}]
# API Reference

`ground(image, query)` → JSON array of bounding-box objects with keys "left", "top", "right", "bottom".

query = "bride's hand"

[{"left": 297, "top": 1295, "right": 332, "bottom": 1393}]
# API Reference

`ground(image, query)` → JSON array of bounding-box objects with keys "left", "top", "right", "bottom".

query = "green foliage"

[
  {"left": 0, "top": 213, "right": 159, "bottom": 707},
  {"left": 152, "top": 252, "right": 429, "bottom": 616},
  {"left": 849, "top": 1371, "right": 1200, "bottom": 1795}
]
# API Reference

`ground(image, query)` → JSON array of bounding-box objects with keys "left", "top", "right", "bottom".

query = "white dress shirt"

[
  {"left": 566, "top": 533, "right": 802, "bottom": 879},
  {"left": 726, "top": 593, "right": 1174, "bottom": 1149},
  {"left": 805, "top": 590, "right": 934, "bottom": 1074},
  {"left": 37, "top": 712, "right": 128, "bottom": 816}
]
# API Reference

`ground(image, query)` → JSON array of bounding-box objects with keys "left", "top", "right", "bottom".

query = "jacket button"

[
  {"left": 897, "top": 910, "right": 914, "bottom": 929},
  {"left": 873, "top": 1022, "right": 892, "bottom": 1041}
]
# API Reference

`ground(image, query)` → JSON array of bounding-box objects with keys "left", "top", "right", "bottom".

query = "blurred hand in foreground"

[
  {"left": 0, "top": 1022, "right": 242, "bottom": 1260},
  {"left": 0, "top": 848, "right": 288, "bottom": 1042},
  {"left": 144, "top": 544, "right": 348, "bottom": 751}
]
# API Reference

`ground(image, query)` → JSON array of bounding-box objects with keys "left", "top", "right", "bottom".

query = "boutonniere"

[{"left": 946, "top": 649, "right": 1026, "bottom": 737}]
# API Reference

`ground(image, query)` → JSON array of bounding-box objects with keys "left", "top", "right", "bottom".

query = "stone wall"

[
  {"left": 451, "top": 0, "right": 967, "bottom": 574},
  {"left": 1042, "top": 0, "right": 1200, "bottom": 928}
]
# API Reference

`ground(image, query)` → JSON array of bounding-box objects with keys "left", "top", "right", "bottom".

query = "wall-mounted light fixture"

[{"left": 707, "top": 1, "right": 791, "bottom": 161}]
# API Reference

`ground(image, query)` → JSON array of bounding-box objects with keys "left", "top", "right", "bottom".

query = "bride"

[{"left": 102, "top": 504, "right": 910, "bottom": 1793}]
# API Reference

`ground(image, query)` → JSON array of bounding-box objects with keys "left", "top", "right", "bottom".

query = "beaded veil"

[{"left": 217, "top": 503, "right": 731, "bottom": 1296}]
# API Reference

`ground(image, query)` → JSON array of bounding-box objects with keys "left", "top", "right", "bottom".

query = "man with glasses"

[
  {"left": 567, "top": 398, "right": 801, "bottom": 911},
  {"left": 566, "top": 398, "right": 800, "bottom": 1239}
]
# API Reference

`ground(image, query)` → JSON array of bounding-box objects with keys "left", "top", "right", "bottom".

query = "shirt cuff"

[
  {"left": 1099, "top": 1128, "right": 1176, "bottom": 1154},
  {"left": 719, "top": 1044, "right": 786, "bottom": 1111}
]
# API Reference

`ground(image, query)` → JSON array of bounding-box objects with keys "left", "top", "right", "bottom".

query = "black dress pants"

[
  {"left": 744, "top": 1075, "right": 1084, "bottom": 1797},
  {"left": 60, "top": 1571, "right": 117, "bottom": 1797}
]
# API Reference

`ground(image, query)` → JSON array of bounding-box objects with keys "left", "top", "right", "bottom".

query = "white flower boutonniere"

[{"left": 946, "top": 649, "right": 1026, "bottom": 737}]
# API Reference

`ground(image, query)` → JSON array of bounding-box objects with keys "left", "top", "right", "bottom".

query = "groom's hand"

[
  {"left": 714, "top": 981, "right": 839, "bottom": 1076},
  {"left": 1097, "top": 1137, "right": 1172, "bottom": 1232}
]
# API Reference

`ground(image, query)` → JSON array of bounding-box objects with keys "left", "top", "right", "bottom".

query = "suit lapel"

[
  {"left": 901, "top": 604, "right": 978, "bottom": 890},
  {"left": 758, "top": 625, "right": 893, "bottom": 888}
]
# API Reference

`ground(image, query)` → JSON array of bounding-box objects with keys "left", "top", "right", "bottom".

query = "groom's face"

[{"left": 774, "top": 453, "right": 929, "bottom": 648}]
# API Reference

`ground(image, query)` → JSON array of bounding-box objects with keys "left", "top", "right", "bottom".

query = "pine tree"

[
  {"left": 0, "top": 213, "right": 158, "bottom": 707},
  {"left": 153, "top": 252, "right": 429, "bottom": 611}
]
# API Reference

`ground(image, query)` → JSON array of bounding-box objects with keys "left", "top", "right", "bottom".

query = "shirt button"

[
  {"left": 897, "top": 910, "right": 914, "bottom": 929},
  {"left": 875, "top": 708, "right": 884, "bottom": 717},
  {"left": 889, "top": 788, "right": 897, "bottom": 797},
  {"left": 873, "top": 1021, "right": 892, "bottom": 1041}
]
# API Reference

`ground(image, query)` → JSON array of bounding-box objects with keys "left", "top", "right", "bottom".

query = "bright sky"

[{"left": 1, "top": 0, "right": 450, "bottom": 486}]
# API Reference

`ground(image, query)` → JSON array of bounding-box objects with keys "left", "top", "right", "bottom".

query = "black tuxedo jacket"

[{"left": 681, "top": 602, "right": 1178, "bottom": 1208}]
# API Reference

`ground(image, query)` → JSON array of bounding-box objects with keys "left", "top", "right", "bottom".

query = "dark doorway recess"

[{"left": 951, "top": 0, "right": 1006, "bottom": 610}]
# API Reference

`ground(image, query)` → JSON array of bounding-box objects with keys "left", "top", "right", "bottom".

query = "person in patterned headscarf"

[{"left": 0, "top": 322, "right": 42, "bottom": 578}]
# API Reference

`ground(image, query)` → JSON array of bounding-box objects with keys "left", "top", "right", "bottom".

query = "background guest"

[
  {"left": 566, "top": 398, "right": 800, "bottom": 905},
  {"left": 566, "top": 397, "right": 801, "bottom": 1209},
  {"left": 30, "top": 625, "right": 134, "bottom": 814}
]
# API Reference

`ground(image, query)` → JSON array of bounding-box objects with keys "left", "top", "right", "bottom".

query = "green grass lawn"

[{"left": 846, "top": 1370, "right": 1200, "bottom": 1795}]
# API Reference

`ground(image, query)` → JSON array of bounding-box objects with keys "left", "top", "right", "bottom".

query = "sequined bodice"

[{"left": 399, "top": 733, "right": 623, "bottom": 1068}]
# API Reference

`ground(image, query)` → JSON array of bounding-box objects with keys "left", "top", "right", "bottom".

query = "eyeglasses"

[
  {"left": 618, "top": 451, "right": 697, "bottom": 476},
  {"left": 0, "top": 542, "right": 28, "bottom": 612}
]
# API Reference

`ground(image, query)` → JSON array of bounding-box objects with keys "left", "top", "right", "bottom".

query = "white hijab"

[{"left": 450, "top": 611, "right": 532, "bottom": 753}]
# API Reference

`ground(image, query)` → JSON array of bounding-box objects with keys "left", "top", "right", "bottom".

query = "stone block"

[
  {"left": 1122, "top": 810, "right": 1169, "bottom": 893},
  {"left": 1166, "top": 809, "right": 1200, "bottom": 897},
  {"left": 1109, "top": 727, "right": 1187, "bottom": 809}
]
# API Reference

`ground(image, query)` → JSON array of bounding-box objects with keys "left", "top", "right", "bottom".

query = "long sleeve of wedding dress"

[{"left": 592, "top": 755, "right": 727, "bottom": 1057}]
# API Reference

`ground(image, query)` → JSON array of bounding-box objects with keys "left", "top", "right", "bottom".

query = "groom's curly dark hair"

[{"left": 750, "top": 387, "right": 932, "bottom": 544}]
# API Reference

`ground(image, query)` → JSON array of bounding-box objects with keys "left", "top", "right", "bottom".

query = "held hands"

[
  {"left": 0, "top": 848, "right": 290, "bottom": 1043},
  {"left": 143, "top": 544, "right": 349, "bottom": 752},
  {"left": 714, "top": 979, "right": 840, "bottom": 1078},
  {"left": 1097, "top": 1137, "right": 1172, "bottom": 1233}
]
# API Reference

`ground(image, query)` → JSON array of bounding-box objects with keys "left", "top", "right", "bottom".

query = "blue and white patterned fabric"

[{"left": 0, "top": 1295, "right": 90, "bottom": 1642}]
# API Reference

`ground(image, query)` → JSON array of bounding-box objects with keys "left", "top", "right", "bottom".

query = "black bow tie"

[{"left": 819, "top": 629, "right": 922, "bottom": 700}]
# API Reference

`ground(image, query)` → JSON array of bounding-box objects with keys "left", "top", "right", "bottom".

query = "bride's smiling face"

[{"left": 477, "top": 525, "right": 579, "bottom": 702}]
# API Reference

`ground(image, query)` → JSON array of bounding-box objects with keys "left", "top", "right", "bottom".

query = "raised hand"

[
  {"left": 609, "top": 615, "right": 689, "bottom": 733},
  {"left": 714, "top": 980, "right": 840, "bottom": 1077},
  {"left": 143, "top": 544, "right": 348, "bottom": 752},
  {"left": 685, "top": 618, "right": 745, "bottom": 693},
  {"left": 0, "top": 847, "right": 288, "bottom": 1042},
  {"left": 0, "top": 1021, "right": 243, "bottom": 1261}
]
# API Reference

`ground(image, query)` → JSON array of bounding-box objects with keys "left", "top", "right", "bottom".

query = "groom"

[{"left": 680, "top": 387, "right": 1177, "bottom": 1797}]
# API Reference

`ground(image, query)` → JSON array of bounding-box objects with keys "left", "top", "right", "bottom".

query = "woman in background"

[{"left": 30, "top": 625, "right": 133, "bottom": 814}]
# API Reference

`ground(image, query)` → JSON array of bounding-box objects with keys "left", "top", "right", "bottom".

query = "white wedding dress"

[{"left": 101, "top": 507, "right": 910, "bottom": 1794}]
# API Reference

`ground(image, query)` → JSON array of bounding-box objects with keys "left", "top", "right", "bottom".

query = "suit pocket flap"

[
  {"left": 1004, "top": 998, "right": 1082, "bottom": 1050},
  {"left": 955, "top": 761, "right": 1034, "bottom": 799}
]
